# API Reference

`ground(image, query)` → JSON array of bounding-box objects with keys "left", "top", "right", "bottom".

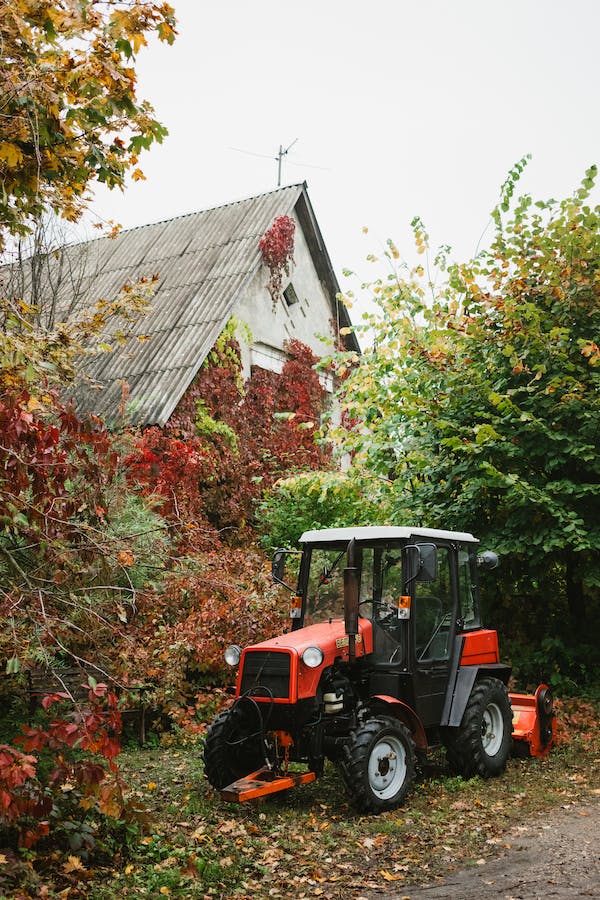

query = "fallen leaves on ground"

[{"left": 8, "top": 698, "right": 600, "bottom": 899}]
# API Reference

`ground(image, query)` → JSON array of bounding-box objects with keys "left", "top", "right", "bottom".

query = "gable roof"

[{"left": 69, "top": 182, "right": 358, "bottom": 426}]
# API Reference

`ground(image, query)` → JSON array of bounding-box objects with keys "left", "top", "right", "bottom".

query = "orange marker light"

[
  {"left": 290, "top": 595, "right": 302, "bottom": 619},
  {"left": 398, "top": 595, "right": 411, "bottom": 619}
]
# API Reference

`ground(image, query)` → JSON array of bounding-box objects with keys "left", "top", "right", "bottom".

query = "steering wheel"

[{"left": 358, "top": 599, "right": 397, "bottom": 627}]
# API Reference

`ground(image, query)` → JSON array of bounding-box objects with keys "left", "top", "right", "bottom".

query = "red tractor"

[{"left": 204, "top": 527, "right": 555, "bottom": 812}]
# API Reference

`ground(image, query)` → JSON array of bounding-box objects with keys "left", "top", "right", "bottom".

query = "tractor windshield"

[
  {"left": 303, "top": 543, "right": 406, "bottom": 636},
  {"left": 305, "top": 547, "right": 346, "bottom": 625}
]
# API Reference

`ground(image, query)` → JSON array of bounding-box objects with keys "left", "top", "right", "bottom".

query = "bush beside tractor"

[{"left": 203, "top": 527, "right": 556, "bottom": 813}]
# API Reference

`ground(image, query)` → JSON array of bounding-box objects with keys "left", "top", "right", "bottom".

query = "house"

[{"left": 57, "top": 182, "right": 358, "bottom": 427}]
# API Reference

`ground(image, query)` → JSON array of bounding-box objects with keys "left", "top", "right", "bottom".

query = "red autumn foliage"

[
  {"left": 553, "top": 697, "right": 599, "bottom": 747},
  {"left": 259, "top": 214, "right": 296, "bottom": 305},
  {"left": 0, "top": 385, "right": 134, "bottom": 676},
  {"left": 126, "top": 336, "right": 330, "bottom": 534},
  {"left": 0, "top": 388, "right": 116, "bottom": 542},
  {"left": 0, "top": 684, "right": 126, "bottom": 849},
  {"left": 116, "top": 544, "right": 287, "bottom": 716},
  {"left": 124, "top": 427, "right": 217, "bottom": 526},
  {"left": 242, "top": 338, "right": 330, "bottom": 476}
]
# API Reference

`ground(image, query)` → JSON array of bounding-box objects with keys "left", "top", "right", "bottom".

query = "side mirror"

[
  {"left": 271, "top": 548, "right": 298, "bottom": 592},
  {"left": 272, "top": 549, "right": 287, "bottom": 583},
  {"left": 403, "top": 542, "right": 438, "bottom": 591},
  {"left": 416, "top": 543, "right": 438, "bottom": 582},
  {"left": 477, "top": 550, "right": 499, "bottom": 571}
]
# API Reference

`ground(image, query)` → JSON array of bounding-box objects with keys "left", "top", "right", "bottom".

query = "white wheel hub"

[
  {"left": 367, "top": 735, "right": 407, "bottom": 799},
  {"left": 481, "top": 701, "right": 504, "bottom": 756}
]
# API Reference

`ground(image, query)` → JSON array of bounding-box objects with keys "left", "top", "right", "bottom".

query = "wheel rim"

[
  {"left": 367, "top": 734, "right": 406, "bottom": 799},
  {"left": 481, "top": 702, "right": 504, "bottom": 756}
]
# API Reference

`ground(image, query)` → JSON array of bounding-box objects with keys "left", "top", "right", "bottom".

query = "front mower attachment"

[
  {"left": 221, "top": 767, "right": 316, "bottom": 802},
  {"left": 510, "top": 683, "right": 556, "bottom": 757}
]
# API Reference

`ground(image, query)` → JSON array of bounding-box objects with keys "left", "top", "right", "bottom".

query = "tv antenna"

[
  {"left": 276, "top": 138, "right": 298, "bottom": 187},
  {"left": 228, "top": 139, "right": 329, "bottom": 187}
]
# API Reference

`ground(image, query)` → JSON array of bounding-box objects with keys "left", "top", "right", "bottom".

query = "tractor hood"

[
  {"left": 247, "top": 619, "right": 373, "bottom": 659},
  {"left": 236, "top": 619, "right": 374, "bottom": 702}
]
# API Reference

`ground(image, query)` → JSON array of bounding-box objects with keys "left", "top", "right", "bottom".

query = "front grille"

[{"left": 239, "top": 650, "right": 291, "bottom": 699}]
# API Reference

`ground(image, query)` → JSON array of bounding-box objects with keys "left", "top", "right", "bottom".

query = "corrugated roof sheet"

[{"left": 14, "top": 184, "right": 357, "bottom": 426}]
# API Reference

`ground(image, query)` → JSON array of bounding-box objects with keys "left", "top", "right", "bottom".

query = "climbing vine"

[
  {"left": 148, "top": 332, "right": 331, "bottom": 533},
  {"left": 259, "top": 215, "right": 296, "bottom": 307}
]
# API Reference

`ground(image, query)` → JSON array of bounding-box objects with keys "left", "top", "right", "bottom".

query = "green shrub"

[{"left": 257, "top": 469, "right": 393, "bottom": 550}]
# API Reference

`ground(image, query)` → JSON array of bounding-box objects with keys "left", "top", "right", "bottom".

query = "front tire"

[
  {"left": 203, "top": 704, "right": 264, "bottom": 790},
  {"left": 444, "top": 677, "right": 512, "bottom": 778},
  {"left": 340, "top": 716, "right": 416, "bottom": 813}
]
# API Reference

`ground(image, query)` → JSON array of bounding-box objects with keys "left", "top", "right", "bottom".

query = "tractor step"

[
  {"left": 510, "top": 684, "right": 556, "bottom": 758},
  {"left": 221, "top": 767, "right": 316, "bottom": 802}
]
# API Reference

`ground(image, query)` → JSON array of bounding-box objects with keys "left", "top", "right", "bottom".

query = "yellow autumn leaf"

[
  {"left": 0, "top": 142, "right": 24, "bottom": 168},
  {"left": 380, "top": 869, "right": 403, "bottom": 881},
  {"left": 146, "top": 781, "right": 157, "bottom": 791},
  {"left": 63, "top": 855, "right": 86, "bottom": 873},
  {"left": 132, "top": 32, "right": 147, "bottom": 53},
  {"left": 158, "top": 21, "right": 176, "bottom": 44},
  {"left": 0, "top": 854, "right": 7, "bottom": 864}
]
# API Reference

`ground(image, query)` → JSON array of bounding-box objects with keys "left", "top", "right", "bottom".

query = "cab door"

[{"left": 411, "top": 544, "right": 459, "bottom": 727}]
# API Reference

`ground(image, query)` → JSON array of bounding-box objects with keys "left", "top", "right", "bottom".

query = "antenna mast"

[{"left": 277, "top": 138, "right": 298, "bottom": 187}]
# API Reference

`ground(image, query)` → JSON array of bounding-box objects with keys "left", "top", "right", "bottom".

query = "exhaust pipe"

[{"left": 343, "top": 539, "right": 359, "bottom": 663}]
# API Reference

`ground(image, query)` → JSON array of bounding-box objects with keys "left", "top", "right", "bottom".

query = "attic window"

[{"left": 283, "top": 282, "right": 299, "bottom": 307}]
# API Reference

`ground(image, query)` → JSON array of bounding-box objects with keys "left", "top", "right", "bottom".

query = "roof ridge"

[{"left": 100, "top": 182, "right": 306, "bottom": 239}]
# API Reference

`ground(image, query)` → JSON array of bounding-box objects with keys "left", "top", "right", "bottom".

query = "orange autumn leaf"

[{"left": 117, "top": 550, "right": 135, "bottom": 567}]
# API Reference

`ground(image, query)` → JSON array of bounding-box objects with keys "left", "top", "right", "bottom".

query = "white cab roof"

[{"left": 299, "top": 526, "right": 478, "bottom": 545}]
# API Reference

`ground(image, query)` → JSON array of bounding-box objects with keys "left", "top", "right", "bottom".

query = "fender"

[
  {"left": 441, "top": 636, "right": 512, "bottom": 727},
  {"left": 370, "top": 694, "right": 428, "bottom": 750}
]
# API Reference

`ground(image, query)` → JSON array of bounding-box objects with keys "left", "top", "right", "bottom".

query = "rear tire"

[
  {"left": 444, "top": 677, "right": 512, "bottom": 778},
  {"left": 340, "top": 716, "right": 416, "bottom": 813},
  {"left": 203, "top": 704, "right": 264, "bottom": 790}
]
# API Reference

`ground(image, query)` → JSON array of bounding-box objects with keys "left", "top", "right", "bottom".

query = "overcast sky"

[{"left": 91, "top": 0, "right": 600, "bottom": 306}]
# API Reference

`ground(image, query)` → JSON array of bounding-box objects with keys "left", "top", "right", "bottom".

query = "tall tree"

[
  {"left": 329, "top": 166, "right": 600, "bottom": 647},
  {"left": 0, "top": 0, "right": 176, "bottom": 250}
]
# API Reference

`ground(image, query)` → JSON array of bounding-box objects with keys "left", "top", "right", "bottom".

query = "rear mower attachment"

[{"left": 510, "top": 683, "right": 556, "bottom": 757}]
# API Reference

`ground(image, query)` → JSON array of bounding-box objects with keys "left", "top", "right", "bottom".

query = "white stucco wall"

[{"left": 235, "top": 211, "right": 338, "bottom": 389}]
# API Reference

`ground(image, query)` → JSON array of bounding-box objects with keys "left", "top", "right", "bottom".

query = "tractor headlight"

[
  {"left": 224, "top": 645, "right": 242, "bottom": 667},
  {"left": 302, "top": 646, "right": 324, "bottom": 668}
]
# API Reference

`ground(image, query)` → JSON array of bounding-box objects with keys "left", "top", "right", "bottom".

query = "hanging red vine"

[{"left": 259, "top": 214, "right": 296, "bottom": 307}]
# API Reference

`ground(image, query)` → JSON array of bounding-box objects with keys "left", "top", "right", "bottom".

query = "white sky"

[{"left": 91, "top": 0, "right": 600, "bottom": 307}]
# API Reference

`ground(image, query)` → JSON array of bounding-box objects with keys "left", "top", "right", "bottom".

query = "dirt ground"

[{"left": 372, "top": 799, "right": 600, "bottom": 900}]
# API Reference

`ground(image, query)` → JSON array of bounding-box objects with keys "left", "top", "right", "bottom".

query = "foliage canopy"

[{"left": 0, "top": 0, "right": 176, "bottom": 250}]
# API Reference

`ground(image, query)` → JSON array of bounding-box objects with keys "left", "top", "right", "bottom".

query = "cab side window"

[
  {"left": 458, "top": 545, "right": 481, "bottom": 629},
  {"left": 414, "top": 546, "right": 453, "bottom": 661}
]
